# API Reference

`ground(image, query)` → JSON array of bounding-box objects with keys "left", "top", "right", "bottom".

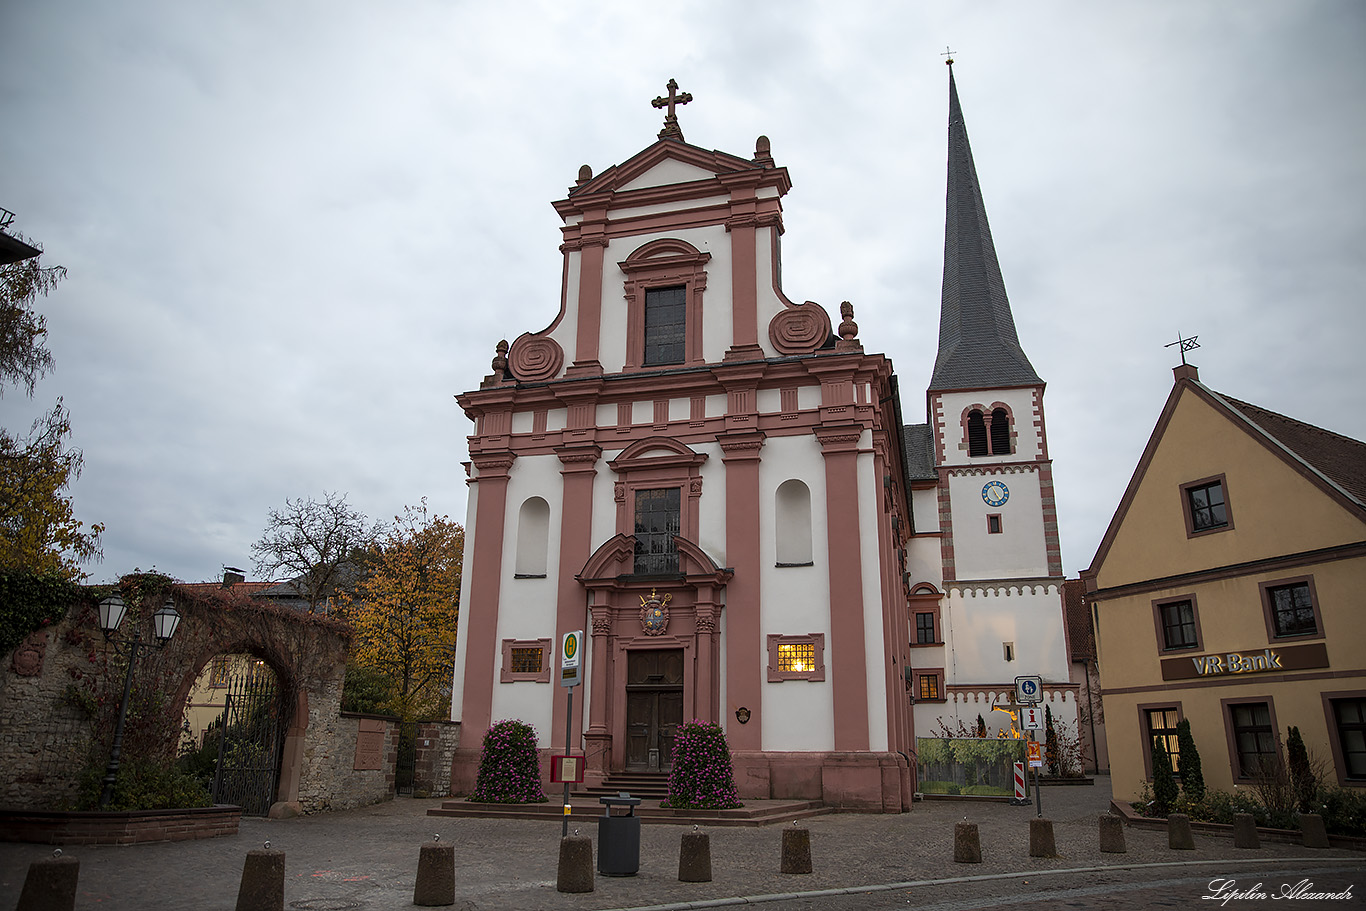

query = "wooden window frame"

[
  {"left": 1259, "top": 575, "right": 1324, "bottom": 641},
  {"left": 914, "top": 667, "right": 946, "bottom": 703},
  {"left": 914, "top": 611, "right": 937, "bottom": 645},
  {"left": 1152, "top": 593, "right": 1203, "bottom": 653},
  {"left": 1221, "top": 696, "right": 1281, "bottom": 782},
  {"left": 766, "top": 633, "right": 826, "bottom": 682},
  {"left": 987, "top": 513, "right": 1002, "bottom": 535},
  {"left": 1138, "top": 702, "right": 1184, "bottom": 781},
  {"left": 909, "top": 588, "right": 941, "bottom": 648},
  {"left": 1321, "top": 689, "right": 1366, "bottom": 787},
  {"left": 500, "top": 638, "right": 552, "bottom": 683},
  {"left": 1180, "top": 474, "right": 1234, "bottom": 538}
]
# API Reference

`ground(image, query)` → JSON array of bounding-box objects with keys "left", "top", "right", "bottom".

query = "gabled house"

[{"left": 1082, "top": 363, "right": 1366, "bottom": 799}]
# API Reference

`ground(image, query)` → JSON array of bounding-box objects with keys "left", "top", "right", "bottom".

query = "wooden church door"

[{"left": 624, "top": 649, "right": 684, "bottom": 771}]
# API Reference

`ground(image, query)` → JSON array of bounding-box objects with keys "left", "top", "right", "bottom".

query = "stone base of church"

[
  {"left": 732, "top": 750, "right": 912, "bottom": 813},
  {"left": 446, "top": 747, "right": 912, "bottom": 812}
]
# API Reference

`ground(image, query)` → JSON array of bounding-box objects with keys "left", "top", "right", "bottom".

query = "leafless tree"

[{"left": 250, "top": 492, "right": 383, "bottom": 613}]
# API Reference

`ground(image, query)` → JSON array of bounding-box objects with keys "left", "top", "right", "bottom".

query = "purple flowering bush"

[
  {"left": 469, "top": 719, "right": 547, "bottom": 803},
  {"left": 664, "top": 719, "right": 742, "bottom": 809}
]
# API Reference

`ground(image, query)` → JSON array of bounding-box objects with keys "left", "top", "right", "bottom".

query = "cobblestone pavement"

[{"left": 2, "top": 780, "right": 1360, "bottom": 910}]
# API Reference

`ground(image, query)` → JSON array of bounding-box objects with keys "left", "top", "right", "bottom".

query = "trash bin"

[{"left": 597, "top": 792, "right": 642, "bottom": 876}]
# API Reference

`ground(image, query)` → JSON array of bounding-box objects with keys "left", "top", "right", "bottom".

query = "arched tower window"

[
  {"left": 775, "top": 479, "right": 813, "bottom": 565},
  {"left": 514, "top": 497, "right": 550, "bottom": 576},
  {"left": 990, "top": 408, "right": 1011, "bottom": 455},
  {"left": 967, "top": 410, "right": 988, "bottom": 457}
]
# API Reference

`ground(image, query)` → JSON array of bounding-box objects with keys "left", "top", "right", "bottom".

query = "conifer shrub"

[
  {"left": 975, "top": 714, "right": 986, "bottom": 738},
  {"left": 664, "top": 720, "right": 741, "bottom": 810},
  {"left": 1286, "top": 725, "right": 1316, "bottom": 814},
  {"left": 1044, "top": 705, "right": 1060, "bottom": 777},
  {"left": 1175, "top": 718, "right": 1204, "bottom": 803},
  {"left": 469, "top": 719, "right": 546, "bottom": 803},
  {"left": 1151, "top": 737, "right": 1177, "bottom": 816}
]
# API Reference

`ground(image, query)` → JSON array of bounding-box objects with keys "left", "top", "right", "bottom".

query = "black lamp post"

[{"left": 97, "top": 592, "right": 181, "bottom": 809}]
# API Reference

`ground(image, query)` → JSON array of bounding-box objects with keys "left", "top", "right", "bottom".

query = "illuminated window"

[
  {"left": 766, "top": 633, "right": 825, "bottom": 682},
  {"left": 500, "top": 638, "right": 553, "bottom": 683},
  {"left": 510, "top": 647, "right": 543, "bottom": 674},
  {"left": 1146, "top": 707, "right": 1182, "bottom": 775},
  {"left": 777, "top": 642, "right": 815, "bottom": 674},
  {"left": 209, "top": 655, "right": 230, "bottom": 688},
  {"left": 918, "top": 674, "right": 940, "bottom": 701}
]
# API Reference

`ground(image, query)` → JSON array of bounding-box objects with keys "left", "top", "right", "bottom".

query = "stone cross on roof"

[{"left": 652, "top": 78, "right": 693, "bottom": 141}]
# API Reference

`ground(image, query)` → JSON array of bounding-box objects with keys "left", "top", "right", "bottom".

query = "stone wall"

[
  {"left": 295, "top": 710, "right": 400, "bottom": 813},
  {"left": 412, "top": 721, "right": 461, "bottom": 798},
  {"left": 0, "top": 805, "right": 241, "bottom": 845}
]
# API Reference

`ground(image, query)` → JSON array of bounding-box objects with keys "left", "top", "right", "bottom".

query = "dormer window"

[{"left": 643, "top": 285, "right": 687, "bottom": 366}]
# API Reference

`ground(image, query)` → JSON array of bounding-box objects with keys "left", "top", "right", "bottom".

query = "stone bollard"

[
  {"left": 413, "top": 840, "right": 456, "bottom": 906},
  {"left": 678, "top": 827, "right": 712, "bottom": 882},
  {"left": 1029, "top": 818, "right": 1057, "bottom": 858},
  {"left": 557, "top": 834, "right": 594, "bottom": 893},
  {"left": 17, "top": 852, "right": 79, "bottom": 911},
  {"left": 780, "top": 824, "right": 812, "bottom": 874},
  {"left": 954, "top": 822, "right": 982, "bottom": 864},
  {"left": 1167, "top": 814, "right": 1195, "bottom": 850},
  {"left": 1232, "top": 813, "right": 1260, "bottom": 849},
  {"left": 236, "top": 848, "right": 285, "bottom": 911},
  {"left": 1098, "top": 814, "right": 1127, "bottom": 853},
  {"left": 1299, "top": 813, "right": 1330, "bottom": 849}
]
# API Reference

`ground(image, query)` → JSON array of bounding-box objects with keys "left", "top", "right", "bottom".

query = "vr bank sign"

[
  {"left": 1160, "top": 641, "right": 1328, "bottom": 682},
  {"left": 1191, "top": 649, "right": 1282, "bottom": 676}
]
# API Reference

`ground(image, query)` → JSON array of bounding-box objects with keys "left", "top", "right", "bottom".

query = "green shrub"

[
  {"left": 469, "top": 719, "right": 546, "bottom": 803},
  {"left": 665, "top": 720, "right": 741, "bottom": 810},
  {"left": 75, "top": 759, "right": 212, "bottom": 811},
  {"left": 1286, "top": 726, "right": 1315, "bottom": 814},
  {"left": 1175, "top": 719, "right": 1204, "bottom": 802},
  {"left": 341, "top": 661, "right": 395, "bottom": 715},
  {"left": 1151, "top": 737, "right": 1177, "bottom": 816},
  {"left": 962, "top": 784, "right": 1009, "bottom": 796}
]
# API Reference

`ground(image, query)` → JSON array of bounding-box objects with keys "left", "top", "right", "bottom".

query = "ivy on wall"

[{"left": 0, "top": 567, "right": 83, "bottom": 656}]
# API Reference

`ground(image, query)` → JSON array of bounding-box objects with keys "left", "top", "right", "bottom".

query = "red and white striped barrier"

[{"left": 1014, "top": 761, "right": 1026, "bottom": 801}]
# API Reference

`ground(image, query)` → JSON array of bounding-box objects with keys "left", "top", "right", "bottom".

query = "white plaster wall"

[
  {"left": 911, "top": 487, "right": 939, "bottom": 535},
  {"left": 948, "top": 470, "right": 1048, "bottom": 579},
  {"left": 941, "top": 585, "right": 1070, "bottom": 686},
  {"left": 669, "top": 397, "right": 690, "bottom": 421},
  {"left": 597, "top": 403, "right": 618, "bottom": 428},
  {"left": 511, "top": 411, "right": 534, "bottom": 434},
  {"left": 450, "top": 481, "right": 478, "bottom": 722},
  {"left": 695, "top": 441, "right": 727, "bottom": 566},
  {"left": 705, "top": 394, "right": 726, "bottom": 418},
  {"left": 857, "top": 440, "right": 890, "bottom": 752},
  {"left": 937, "top": 388, "right": 1042, "bottom": 468},
  {"left": 609, "top": 193, "right": 731, "bottom": 221},
  {"left": 758, "top": 433, "right": 834, "bottom": 751},
  {"left": 488, "top": 452, "right": 565, "bottom": 734},
  {"left": 593, "top": 448, "right": 625, "bottom": 554},
  {"left": 632, "top": 400, "right": 653, "bottom": 424},
  {"left": 756, "top": 387, "right": 781, "bottom": 415},
  {"left": 545, "top": 408, "right": 568, "bottom": 432},
  {"left": 619, "top": 159, "right": 718, "bottom": 191},
  {"left": 797, "top": 385, "right": 821, "bottom": 411}
]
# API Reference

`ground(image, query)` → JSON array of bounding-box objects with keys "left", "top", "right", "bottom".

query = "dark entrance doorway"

[
  {"left": 210, "top": 663, "right": 284, "bottom": 816},
  {"left": 625, "top": 649, "right": 683, "bottom": 771}
]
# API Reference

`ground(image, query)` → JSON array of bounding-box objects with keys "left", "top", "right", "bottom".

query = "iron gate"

[{"left": 210, "top": 667, "right": 283, "bottom": 816}]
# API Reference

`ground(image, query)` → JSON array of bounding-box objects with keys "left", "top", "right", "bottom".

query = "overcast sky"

[{"left": 3, "top": 1, "right": 1363, "bottom": 585}]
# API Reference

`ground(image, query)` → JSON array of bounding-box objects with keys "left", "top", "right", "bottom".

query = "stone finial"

[
  {"left": 492, "top": 339, "right": 509, "bottom": 373},
  {"left": 835, "top": 301, "right": 862, "bottom": 351},
  {"left": 754, "top": 135, "right": 774, "bottom": 167},
  {"left": 576, "top": 164, "right": 593, "bottom": 186}
]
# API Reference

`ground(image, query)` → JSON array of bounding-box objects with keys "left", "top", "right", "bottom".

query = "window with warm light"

[
  {"left": 766, "top": 633, "right": 825, "bottom": 682},
  {"left": 777, "top": 642, "right": 815, "bottom": 674},
  {"left": 510, "top": 647, "right": 543, "bottom": 674}
]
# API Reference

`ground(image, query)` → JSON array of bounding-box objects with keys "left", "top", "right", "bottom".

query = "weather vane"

[
  {"left": 1164, "top": 332, "right": 1202, "bottom": 366},
  {"left": 652, "top": 78, "right": 692, "bottom": 141},
  {"left": 942, "top": 46, "right": 957, "bottom": 66}
]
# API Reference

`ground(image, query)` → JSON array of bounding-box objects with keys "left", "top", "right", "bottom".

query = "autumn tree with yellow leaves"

[{"left": 343, "top": 501, "right": 463, "bottom": 721}]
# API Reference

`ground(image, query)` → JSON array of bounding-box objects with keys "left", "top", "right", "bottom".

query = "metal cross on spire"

[
  {"left": 652, "top": 78, "right": 693, "bottom": 141},
  {"left": 1164, "top": 332, "right": 1202, "bottom": 366},
  {"left": 942, "top": 46, "right": 957, "bottom": 66}
]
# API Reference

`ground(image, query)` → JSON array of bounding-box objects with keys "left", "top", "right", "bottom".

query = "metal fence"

[{"left": 916, "top": 737, "right": 1027, "bottom": 797}]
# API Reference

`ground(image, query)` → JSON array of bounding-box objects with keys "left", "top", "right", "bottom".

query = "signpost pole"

[
  {"left": 1032, "top": 729, "right": 1043, "bottom": 817},
  {"left": 562, "top": 685, "right": 573, "bottom": 838}
]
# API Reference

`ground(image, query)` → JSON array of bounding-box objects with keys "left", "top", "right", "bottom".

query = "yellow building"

[{"left": 1082, "top": 363, "right": 1366, "bottom": 801}]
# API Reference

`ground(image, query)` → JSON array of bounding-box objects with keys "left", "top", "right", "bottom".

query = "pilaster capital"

[{"left": 469, "top": 451, "right": 516, "bottom": 479}]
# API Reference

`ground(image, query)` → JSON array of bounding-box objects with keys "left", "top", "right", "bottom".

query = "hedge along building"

[{"left": 450, "top": 69, "right": 1075, "bottom": 809}]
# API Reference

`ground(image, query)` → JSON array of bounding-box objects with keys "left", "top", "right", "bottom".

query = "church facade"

[{"left": 450, "top": 70, "right": 1075, "bottom": 810}]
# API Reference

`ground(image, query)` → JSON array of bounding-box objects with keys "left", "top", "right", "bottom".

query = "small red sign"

[{"left": 551, "top": 755, "right": 585, "bottom": 784}]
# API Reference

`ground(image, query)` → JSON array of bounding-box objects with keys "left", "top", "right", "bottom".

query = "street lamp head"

[
  {"left": 152, "top": 597, "right": 181, "bottom": 644},
  {"left": 98, "top": 593, "right": 127, "bottom": 636}
]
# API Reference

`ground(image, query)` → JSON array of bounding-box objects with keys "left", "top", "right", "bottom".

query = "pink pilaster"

[
  {"left": 815, "top": 425, "right": 870, "bottom": 751},
  {"left": 571, "top": 234, "right": 608, "bottom": 373},
  {"left": 552, "top": 444, "right": 600, "bottom": 756},
  {"left": 719, "top": 431, "right": 765, "bottom": 751},
  {"left": 459, "top": 451, "right": 516, "bottom": 739}
]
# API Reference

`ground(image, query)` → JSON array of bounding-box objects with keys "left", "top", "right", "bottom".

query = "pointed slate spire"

[{"left": 929, "top": 64, "right": 1042, "bottom": 391}]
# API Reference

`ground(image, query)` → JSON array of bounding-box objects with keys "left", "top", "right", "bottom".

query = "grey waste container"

[{"left": 597, "top": 793, "right": 642, "bottom": 876}]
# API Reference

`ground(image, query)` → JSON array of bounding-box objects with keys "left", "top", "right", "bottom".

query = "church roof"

[
  {"left": 928, "top": 67, "right": 1042, "bottom": 392},
  {"left": 901, "top": 423, "right": 938, "bottom": 482}
]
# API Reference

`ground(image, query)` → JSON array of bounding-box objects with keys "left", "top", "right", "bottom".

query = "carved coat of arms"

[{"left": 639, "top": 588, "right": 672, "bottom": 636}]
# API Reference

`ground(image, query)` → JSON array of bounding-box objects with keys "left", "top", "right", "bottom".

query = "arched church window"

[
  {"left": 967, "top": 410, "right": 988, "bottom": 457},
  {"left": 643, "top": 285, "right": 687, "bottom": 366},
  {"left": 514, "top": 497, "right": 550, "bottom": 577},
  {"left": 990, "top": 408, "right": 1011, "bottom": 455},
  {"left": 775, "top": 479, "right": 813, "bottom": 566}
]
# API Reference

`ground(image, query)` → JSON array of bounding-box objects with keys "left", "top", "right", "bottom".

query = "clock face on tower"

[{"left": 982, "top": 480, "right": 1009, "bottom": 507}]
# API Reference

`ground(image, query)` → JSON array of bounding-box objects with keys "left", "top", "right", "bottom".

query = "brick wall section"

[
  {"left": 412, "top": 721, "right": 461, "bottom": 797},
  {"left": 0, "top": 805, "right": 241, "bottom": 845}
]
